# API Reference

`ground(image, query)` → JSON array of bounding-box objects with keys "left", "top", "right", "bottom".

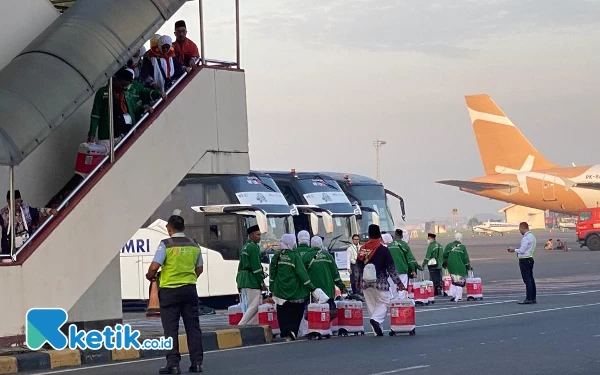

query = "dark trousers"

[
  {"left": 428, "top": 267, "right": 443, "bottom": 295},
  {"left": 276, "top": 301, "right": 305, "bottom": 339},
  {"left": 350, "top": 264, "right": 359, "bottom": 294},
  {"left": 159, "top": 284, "right": 203, "bottom": 367},
  {"left": 519, "top": 258, "right": 537, "bottom": 301}
]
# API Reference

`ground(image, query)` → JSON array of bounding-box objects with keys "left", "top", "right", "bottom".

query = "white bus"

[{"left": 119, "top": 173, "right": 296, "bottom": 308}]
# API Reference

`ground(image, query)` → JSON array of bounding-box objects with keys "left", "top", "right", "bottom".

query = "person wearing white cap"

[
  {"left": 269, "top": 233, "right": 327, "bottom": 341},
  {"left": 442, "top": 232, "right": 471, "bottom": 302},
  {"left": 141, "top": 35, "right": 189, "bottom": 93},
  {"left": 296, "top": 230, "right": 312, "bottom": 258}
]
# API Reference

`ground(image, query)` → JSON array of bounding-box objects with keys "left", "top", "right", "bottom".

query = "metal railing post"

[
  {"left": 108, "top": 76, "right": 115, "bottom": 163},
  {"left": 199, "top": 0, "right": 205, "bottom": 65},
  {"left": 235, "top": 0, "right": 240, "bottom": 68},
  {"left": 8, "top": 166, "right": 15, "bottom": 260}
]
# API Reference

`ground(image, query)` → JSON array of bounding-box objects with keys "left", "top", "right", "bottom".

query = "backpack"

[{"left": 363, "top": 263, "right": 377, "bottom": 282}]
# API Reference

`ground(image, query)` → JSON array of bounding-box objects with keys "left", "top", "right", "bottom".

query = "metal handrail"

[
  {"left": 6, "top": 59, "right": 237, "bottom": 262},
  {"left": 3, "top": 0, "right": 242, "bottom": 262}
]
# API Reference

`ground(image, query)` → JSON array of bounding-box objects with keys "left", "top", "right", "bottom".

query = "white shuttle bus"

[{"left": 119, "top": 173, "right": 296, "bottom": 307}]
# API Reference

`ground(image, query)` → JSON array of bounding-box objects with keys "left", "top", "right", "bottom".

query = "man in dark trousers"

[
  {"left": 508, "top": 222, "right": 537, "bottom": 304},
  {"left": 146, "top": 215, "right": 204, "bottom": 374}
]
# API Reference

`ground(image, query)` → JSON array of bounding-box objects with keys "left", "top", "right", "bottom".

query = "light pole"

[{"left": 373, "top": 139, "right": 387, "bottom": 181}]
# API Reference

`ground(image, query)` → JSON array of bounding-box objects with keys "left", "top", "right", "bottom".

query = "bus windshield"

[
  {"left": 317, "top": 215, "right": 355, "bottom": 251},
  {"left": 349, "top": 185, "right": 395, "bottom": 233},
  {"left": 245, "top": 215, "right": 295, "bottom": 252}
]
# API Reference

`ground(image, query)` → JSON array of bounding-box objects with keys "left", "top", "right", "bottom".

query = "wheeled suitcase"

[
  {"left": 389, "top": 298, "right": 416, "bottom": 336},
  {"left": 75, "top": 142, "right": 107, "bottom": 177},
  {"left": 307, "top": 300, "right": 332, "bottom": 340},
  {"left": 466, "top": 270, "right": 483, "bottom": 301},
  {"left": 228, "top": 304, "right": 243, "bottom": 326},
  {"left": 443, "top": 270, "right": 452, "bottom": 297},
  {"left": 258, "top": 303, "right": 280, "bottom": 337},
  {"left": 413, "top": 270, "right": 429, "bottom": 306},
  {"left": 336, "top": 300, "right": 365, "bottom": 336}
]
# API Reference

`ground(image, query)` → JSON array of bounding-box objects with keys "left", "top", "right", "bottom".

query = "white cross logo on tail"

[{"left": 495, "top": 155, "right": 535, "bottom": 195}]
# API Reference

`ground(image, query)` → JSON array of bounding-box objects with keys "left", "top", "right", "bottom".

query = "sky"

[{"left": 156, "top": 0, "right": 600, "bottom": 222}]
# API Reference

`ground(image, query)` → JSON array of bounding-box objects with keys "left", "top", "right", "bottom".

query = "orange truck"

[{"left": 576, "top": 208, "right": 600, "bottom": 251}]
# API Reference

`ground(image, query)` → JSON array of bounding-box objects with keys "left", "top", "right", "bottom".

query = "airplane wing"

[
  {"left": 436, "top": 180, "right": 516, "bottom": 191},
  {"left": 573, "top": 182, "right": 600, "bottom": 191}
]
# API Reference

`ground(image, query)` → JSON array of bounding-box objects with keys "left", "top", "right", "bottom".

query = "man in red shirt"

[{"left": 174, "top": 20, "right": 200, "bottom": 68}]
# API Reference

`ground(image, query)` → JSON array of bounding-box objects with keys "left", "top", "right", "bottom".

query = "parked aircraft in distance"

[{"left": 438, "top": 94, "right": 600, "bottom": 215}]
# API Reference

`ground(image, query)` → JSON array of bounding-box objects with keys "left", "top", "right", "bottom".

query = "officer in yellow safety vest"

[{"left": 146, "top": 215, "right": 204, "bottom": 374}]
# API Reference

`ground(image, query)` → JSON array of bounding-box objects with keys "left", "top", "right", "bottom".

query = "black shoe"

[
  {"left": 189, "top": 365, "right": 203, "bottom": 373},
  {"left": 518, "top": 300, "right": 534, "bottom": 305},
  {"left": 370, "top": 319, "right": 384, "bottom": 336},
  {"left": 159, "top": 366, "right": 181, "bottom": 374}
]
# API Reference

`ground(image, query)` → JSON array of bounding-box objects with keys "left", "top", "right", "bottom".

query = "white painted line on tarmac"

[
  {"left": 416, "top": 300, "right": 517, "bottom": 312},
  {"left": 417, "top": 302, "right": 600, "bottom": 328},
  {"left": 28, "top": 340, "right": 304, "bottom": 374},
  {"left": 369, "top": 365, "right": 431, "bottom": 374}
]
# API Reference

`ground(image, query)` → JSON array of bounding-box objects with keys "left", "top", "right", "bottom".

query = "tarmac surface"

[{"left": 19, "top": 230, "right": 600, "bottom": 374}]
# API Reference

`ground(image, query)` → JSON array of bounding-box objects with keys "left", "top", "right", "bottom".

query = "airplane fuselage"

[{"left": 464, "top": 165, "right": 600, "bottom": 215}]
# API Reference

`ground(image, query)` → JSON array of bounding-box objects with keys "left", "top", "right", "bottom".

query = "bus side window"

[{"left": 207, "top": 215, "right": 242, "bottom": 260}]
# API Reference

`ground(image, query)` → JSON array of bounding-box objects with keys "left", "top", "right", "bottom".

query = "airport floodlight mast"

[{"left": 373, "top": 139, "right": 387, "bottom": 181}]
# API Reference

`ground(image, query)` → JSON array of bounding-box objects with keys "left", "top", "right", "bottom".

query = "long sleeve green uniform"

[
  {"left": 302, "top": 247, "right": 347, "bottom": 299},
  {"left": 443, "top": 241, "right": 470, "bottom": 277},
  {"left": 296, "top": 244, "right": 311, "bottom": 259},
  {"left": 390, "top": 240, "right": 420, "bottom": 274},
  {"left": 422, "top": 241, "right": 444, "bottom": 269},
  {"left": 236, "top": 240, "right": 265, "bottom": 289},
  {"left": 88, "top": 83, "right": 162, "bottom": 140},
  {"left": 269, "top": 249, "right": 316, "bottom": 301},
  {"left": 400, "top": 240, "right": 421, "bottom": 272}
]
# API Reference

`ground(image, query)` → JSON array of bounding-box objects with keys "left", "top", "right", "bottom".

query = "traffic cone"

[{"left": 146, "top": 280, "right": 160, "bottom": 318}]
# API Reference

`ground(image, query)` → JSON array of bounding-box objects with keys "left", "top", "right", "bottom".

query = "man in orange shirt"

[{"left": 174, "top": 20, "right": 200, "bottom": 68}]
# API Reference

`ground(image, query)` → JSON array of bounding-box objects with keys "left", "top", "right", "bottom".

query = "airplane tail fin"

[{"left": 465, "top": 94, "right": 558, "bottom": 175}]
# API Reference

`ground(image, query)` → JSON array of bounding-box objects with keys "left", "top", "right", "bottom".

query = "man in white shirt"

[
  {"left": 347, "top": 234, "right": 360, "bottom": 294},
  {"left": 508, "top": 222, "right": 537, "bottom": 305}
]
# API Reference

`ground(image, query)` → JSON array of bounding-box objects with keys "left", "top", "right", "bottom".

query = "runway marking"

[
  {"left": 417, "top": 302, "right": 600, "bottom": 328},
  {"left": 416, "top": 300, "right": 517, "bottom": 312},
  {"left": 369, "top": 365, "right": 431, "bottom": 374},
  {"left": 27, "top": 340, "right": 304, "bottom": 374}
]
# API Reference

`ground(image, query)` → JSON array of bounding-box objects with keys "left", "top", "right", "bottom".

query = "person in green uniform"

[
  {"left": 236, "top": 225, "right": 267, "bottom": 325},
  {"left": 146, "top": 215, "right": 203, "bottom": 374},
  {"left": 303, "top": 236, "right": 347, "bottom": 300},
  {"left": 422, "top": 233, "right": 444, "bottom": 296},
  {"left": 269, "top": 233, "right": 327, "bottom": 341},
  {"left": 442, "top": 232, "right": 471, "bottom": 302},
  {"left": 296, "top": 230, "right": 311, "bottom": 258},
  {"left": 87, "top": 67, "right": 164, "bottom": 148},
  {"left": 389, "top": 229, "right": 421, "bottom": 299}
]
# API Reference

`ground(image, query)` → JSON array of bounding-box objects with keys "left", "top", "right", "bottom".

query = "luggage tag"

[{"left": 123, "top": 113, "right": 133, "bottom": 125}]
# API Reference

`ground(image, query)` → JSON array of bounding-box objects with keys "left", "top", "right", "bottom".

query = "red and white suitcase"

[
  {"left": 258, "top": 303, "right": 280, "bottom": 336},
  {"left": 75, "top": 142, "right": 107, "bottom": 177},
  {"left": 389, "top": 298, "right": 416, "bottom": 336},
  {"left": 413, "top": 271, "right": 429, "bottom": 305},
  {"left": 228, "top": 304, "right": 243, "bottom": 326},
  {"left": 331, "top": 300, "right": 340, "bottom": 334},
  {"left": 307, "top": 302, "right": 332, "bottom": 339},
  {"left": 407, "top": 278, "right": 414, "bottom": 299},
  {"left": 425, "top": 280, "right": 435, "bottom": 304},
  {"left": 336, "top": 300, "right": 365, "bottom": 336},
  {"left": 466, "top": 270, "right": 483, "bottom": 301},
  {"left": 443, "top": 273, "right": 452, "bottom": 297}
]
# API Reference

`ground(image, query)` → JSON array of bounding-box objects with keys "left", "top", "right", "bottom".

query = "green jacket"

[
  {"left": 302, "top": 247, "right": 346, "bottom": 299},
  {"left": 269, "top": 248, "right": 316, "bottom": 301},
  {"left": 88, "top": 83, "right": 161, "bottom": 140},
  {"left": 422, "top": 241, "right": 444, "bottom": 269},
  {"left": 236, "top": 240, "right": 265, "bottom": 289},
  {"left": 443, "top": 241, "right": 470, "bottom": 277},
  {"left": 296, "top": 244, "right": 311, "bottom": 259},
  {"left": 389, "top": 240, "right": 419, "bottom": 274}
]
